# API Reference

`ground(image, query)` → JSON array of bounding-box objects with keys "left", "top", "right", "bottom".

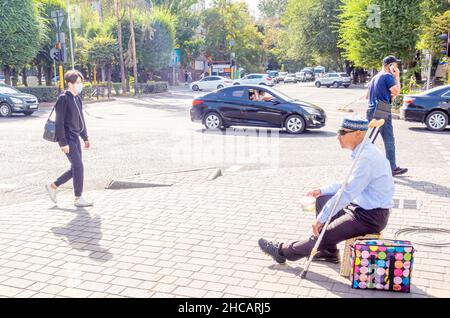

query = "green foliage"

[
  {"left": 139, "top": 81, "right": 168, "bottom": 94},
  {"left": 202, "top": 1, "right": 264, "bottom": 73},
  {"left": 15, "top": 86, "right": 59, "bottom": 102},
  {"left": 0, "top": 0, "right": 45, "bottom": 68},
  {"left": 417, "top": 10, "right": 450, "bottom": 56},
  {"left": 281, "top": 0, "right": 343, "bottom": 70},
  {"left": 87, "top": 34, "right": 118, "bottom": 67},
  {"left": 138, "top": 7, "right": 176, "bottom": 72},
  {"left": 258, "top": 0, "right": 288, "bottom": 19},
  {"left": 338, "top": 0, "right": 424, "bottom": 69}
]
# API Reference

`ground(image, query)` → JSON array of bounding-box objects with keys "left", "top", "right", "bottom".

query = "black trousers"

[
  {"left": 281, "top": 195, "right": 390, "bottom": 261},
  {"left": 54, "top": 135, "right": 84, "bottom": 197}
]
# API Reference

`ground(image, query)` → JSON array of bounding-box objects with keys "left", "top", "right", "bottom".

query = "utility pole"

[
  {"left": 128, "top": 0, "right": 139, "bottom": 95},
  {"left": 66, "top": 0, "right": 75, "bottom": 70}
]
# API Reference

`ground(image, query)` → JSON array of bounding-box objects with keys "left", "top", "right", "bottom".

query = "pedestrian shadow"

[
  {"left": 394, "top": 176, "right": 450, "bottom": 198},
  {"left": 50, "top": 207, "right": 113, "bottom": 263},
  {"left": 196, "top": 128, "right": 336, "bottom": 139},
  {"left": 267, "top": 263, "right": 429, "bottom": 297}
]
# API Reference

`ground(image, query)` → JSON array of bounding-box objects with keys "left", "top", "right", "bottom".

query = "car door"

[
  {"left": 441, "top": 90, "right": 450, "bottom": 111},
  {"left": 242, "top": 90, "right": 285, "bottom": 126},
  {"left": 216, "top": 88, "right": 250, "bottom": 124},
  {"left": 206, "top": 77, "right": 220, "bottom": 90}
]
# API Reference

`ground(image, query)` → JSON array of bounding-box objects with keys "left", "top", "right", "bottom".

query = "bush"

[
  {"left": 112, "top": 82, "right": 121, "bottom": 95},
  {"left": 139, "top": 81, "right": 168, "bottom": 94},
  {"left": 15, "top": 86, "right": 59, "bottom": 103},
  {"left": 392, "top": 95, "right": 403, "bottom": 111}
]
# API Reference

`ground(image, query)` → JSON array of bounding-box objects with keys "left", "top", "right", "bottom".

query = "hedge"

[
  {"left": 138, "top": 81, "right": 168, "bottom": 94},
  {"left": 15, "top": 86, "right": 59, "bottom": 103}
]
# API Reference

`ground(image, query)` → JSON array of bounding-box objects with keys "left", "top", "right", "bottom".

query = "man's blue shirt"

[
  {"left": 317, "top": 142, "right": 395, "bottom": 224},
  {"left": 368, "top": 71, "right": 397, "bottom": 111}
]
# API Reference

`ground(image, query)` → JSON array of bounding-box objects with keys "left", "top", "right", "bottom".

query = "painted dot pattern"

[{"left": 351, "top": 240, "right": 413, "bottom": 293}]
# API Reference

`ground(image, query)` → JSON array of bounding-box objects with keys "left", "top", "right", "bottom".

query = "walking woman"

[{"left": 45, "top": 70, "right": 93, "bottom": 207}]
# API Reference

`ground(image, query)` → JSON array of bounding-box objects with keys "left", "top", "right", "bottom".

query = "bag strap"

[{"left": 387, "top": 255, "right": 395, "bottom": 291}]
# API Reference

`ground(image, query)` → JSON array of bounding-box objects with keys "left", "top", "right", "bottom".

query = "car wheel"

[
  {"left": 0, "top": 103, "right": 12, "bottom": 118},
  {"left": 217, "top": 85, "right": 224, "bottom": 89},
  {"left": 332, "top": 82, "right": 339, "bottom": 88},
  {"left": 192, "top": 85, "right": 200, "bottom": 91},
  {"left": 344, "top": 85, "right": 350, "bottom": 88},
  {"left": 285, "top": 114, "right": 306, "bottom": 134},
  {"left": 425, "top": 111, "right": 448, "bottom": 131},
  {"left": 315, "top": 82, "right": 321, "bottom": 88},
  {"left": 23, "top": 111, "right": 34, "bottom": 116},
  {"left": 233, "top": 83, "right": 240, "bottom": 86},
  {"left": 259, "top": 83, "right": 266, "bottom": 86},
  {"left": 204, "top": 112, "right": 223, "bottom": 130}
]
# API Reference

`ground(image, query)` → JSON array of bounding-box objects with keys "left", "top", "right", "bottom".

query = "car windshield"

[
  {"left": 339, "top": 73, "right": 349, "bottom": 76},
  {"left": 0, "top": 86, "right": 19, "bottom": 94},
  {"left": 264, "top": 87, "right": 295, "bottom": 102}
]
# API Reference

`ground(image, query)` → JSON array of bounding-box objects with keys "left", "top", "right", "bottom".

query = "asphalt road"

[{"left": 0, "top": 82, "right": 448, "bottom": 206}]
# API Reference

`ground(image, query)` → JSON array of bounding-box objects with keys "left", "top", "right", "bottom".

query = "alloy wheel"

[{"left": 205, "top": 114, "right": 220, "bottom": 129}]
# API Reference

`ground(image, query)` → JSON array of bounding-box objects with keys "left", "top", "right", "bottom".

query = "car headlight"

[
  {"left": 10, "top": 97, "right": 23, "bottom": 104},
  {"left": 303, "top": 107, "right": 321, "bottom": 115}
]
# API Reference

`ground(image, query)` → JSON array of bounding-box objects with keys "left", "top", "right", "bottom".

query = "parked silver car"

[
  {"left": 284, "top": 73, "right": 297, "bottom": 83},
  {"left": 315, "top": 72, "right": 351, "bottom": 88}
]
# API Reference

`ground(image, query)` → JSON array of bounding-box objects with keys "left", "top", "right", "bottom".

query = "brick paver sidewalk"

[{"left": 1, "top": 166, "right": 450, "bottom": 298}]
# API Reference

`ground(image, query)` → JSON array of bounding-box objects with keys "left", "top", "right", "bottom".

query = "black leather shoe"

[
  {"left": 313, "top": 249, "right": 340, "bottom": 263},
  {"left": 258, "top": 238, "right": 286, "bottom": 264},
  {"left": 392, "top": 167, "right": 408, "bottom": 176}
]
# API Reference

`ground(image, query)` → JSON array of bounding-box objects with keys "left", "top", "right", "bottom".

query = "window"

[
  {"left": 441, "top": 90, "right": 450, "bottom": 98},
  {"left": 219, "top": 88, "right": 246, "bottom": 99}
]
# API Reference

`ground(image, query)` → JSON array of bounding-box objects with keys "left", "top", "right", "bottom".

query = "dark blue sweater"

[{"left": 55, "top": 90, "right": 88, "bottom": 147}]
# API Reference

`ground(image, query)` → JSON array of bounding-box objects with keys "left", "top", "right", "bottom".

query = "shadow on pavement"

[
  {"left": 196, "top": 128, "right": 337, "bottom": 139},
  {"left": 267, "top": 263, "right": 429, "bottom": 297},
  {"left": 50, "top": 207, "right": 113, "bottom": 263},
  {"left": 408, "top": 127, "right": 450, "bottom": 134},
  {"left": 394, "top": 176, "right": 450, "bottom": 198}
]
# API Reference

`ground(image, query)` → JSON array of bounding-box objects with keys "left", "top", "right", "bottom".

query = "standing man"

[
  {"left": 45, "top": 70, "right": 93, "bottom": 207},
  {"left": 366, "top": 55, "right": 407, "bottom": 176},
  {"left": 258, "top": 117, "right": 394, "bottom": 264}
]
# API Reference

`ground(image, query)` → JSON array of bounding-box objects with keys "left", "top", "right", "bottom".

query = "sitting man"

[{"left": 259, "top": 117, "right": 394, "bottom": 264}]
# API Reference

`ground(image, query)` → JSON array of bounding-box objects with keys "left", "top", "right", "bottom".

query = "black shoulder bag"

[{"left": 373, "top": 100, "right": 391, "bottom": 120}]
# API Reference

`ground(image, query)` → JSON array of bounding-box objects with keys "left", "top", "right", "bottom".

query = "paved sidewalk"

[{"left": 1, "top": 164, "right": 450, "bottom": 298}]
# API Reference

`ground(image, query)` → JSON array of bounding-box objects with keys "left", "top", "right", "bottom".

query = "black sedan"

[
  {"left": 190, "top": 85, "right": 326, "bottom": 134},
  {"left": 401, "top": 84, "right": 450, "bottom": 131}
]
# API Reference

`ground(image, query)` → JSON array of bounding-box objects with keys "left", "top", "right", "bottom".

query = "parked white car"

[
  {"left": 190, "top": 76, "right": 233, "bottom": 91},
  {"left": 284, "top": 73, "right": 297, "bottom": 83},
  {"left": 233, "top": 73, "right": 274, "bottom": 86},
  {"left": 315, "top": 72, "right": 351, "bottom": 88}
]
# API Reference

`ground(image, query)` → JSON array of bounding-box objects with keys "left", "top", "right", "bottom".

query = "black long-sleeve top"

[{"left": 54, "top": 90, "right": 88, "bottom": 147}]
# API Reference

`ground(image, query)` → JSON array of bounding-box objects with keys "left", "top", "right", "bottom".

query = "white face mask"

[{"left": 74, "top": 83, "right": 84, "bottom": 94}]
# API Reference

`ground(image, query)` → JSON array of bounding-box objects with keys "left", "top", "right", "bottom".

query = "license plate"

[{"left": 29, "top": 105, "right": 38, "bottom": 109}]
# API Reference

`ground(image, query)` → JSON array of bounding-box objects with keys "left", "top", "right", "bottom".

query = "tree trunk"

[
  {"left": 116, "top": 0, "right": 127, "bottom": 94},
  {"left": 101, "top": 67, "right": 106, "bottom": 83},
  {"left": 22, "top": 67, "right": 28, "bottom": 87},
  {"left": 45, "top": 65, "right": 52, "bottom": 86},
  {"left": 3, "top": 65, "right": 11, "bottom": 86},
  {"left": 107, "top": 63, "right": 112, "bottom": 96},
  {"left": 129, "top": 1, "right": 139, "bottom": 96},
  {"left": 37, "top": 63, "right": 42, "bottom": 86}
]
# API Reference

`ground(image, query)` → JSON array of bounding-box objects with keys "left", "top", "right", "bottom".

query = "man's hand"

[
  {"left": 312, "top": 220, "right": 324, "bottom": 237},
  {"left": 61, "top": 145, "right": 70, "bottom": 154},
  {"left": 390, "top": 65, "right": 400, "bottom": 79},
  {"left": 84, "top": 140, "right": 90, "bottom": 149},
  {"left": 306, "top": 189, "right": 321, "bottom": 198}
]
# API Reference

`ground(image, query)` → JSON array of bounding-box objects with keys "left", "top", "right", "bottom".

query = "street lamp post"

[{"left": 66, "top": 0, "right": 75, "bottom": 70}]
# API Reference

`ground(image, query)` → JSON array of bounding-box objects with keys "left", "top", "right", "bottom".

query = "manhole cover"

[{"left": 394, "top": 227, "right": 450, "bottom": 247}]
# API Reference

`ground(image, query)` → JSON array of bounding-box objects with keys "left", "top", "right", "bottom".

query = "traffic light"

[
  {"left": 51, "top": 48, "right": 62, "bottom": 62},
  {"left": 438, "top": 32, "right": 450, "bottom": 57}
]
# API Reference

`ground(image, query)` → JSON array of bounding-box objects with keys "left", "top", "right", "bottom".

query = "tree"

[
  {"left": 281, "top": 0, "right": 343, "bottom": 71},
  {"left": 138, "top": 7, "right": 176, "bottom": 75},
  {"left": 202, "top": 0, "right": 264, "bottom": 73},
  {"left": 258, "top": 0, "right": 288, "bottom": 19},
  {"left": 338, "top": 0, "right": 424, "bottom": 69},
  {"left": 115, "top": 0, "right": 127, "bottom": 92},
  {"left": 417, "top": 2, "right": 450, "bottom": 56},
  {"left": 87, "top": 34, "right": 118, "bottom": 94},
  {"left": 0, "top": 0, "right": 44, "bottom": 85}
]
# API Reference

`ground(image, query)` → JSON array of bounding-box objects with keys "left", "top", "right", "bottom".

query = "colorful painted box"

[{"left": 350, "top": 239, "right": 414, "bottom": 293}]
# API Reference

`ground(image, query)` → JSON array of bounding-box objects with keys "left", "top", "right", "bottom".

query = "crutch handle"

[{"left": 369, "top": 119, "right": 385, "bottom": 129}]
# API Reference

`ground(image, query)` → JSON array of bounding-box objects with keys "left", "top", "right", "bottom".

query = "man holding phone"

[{"left": 366, "top": 55, "right": 408, "bottom": 176}]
